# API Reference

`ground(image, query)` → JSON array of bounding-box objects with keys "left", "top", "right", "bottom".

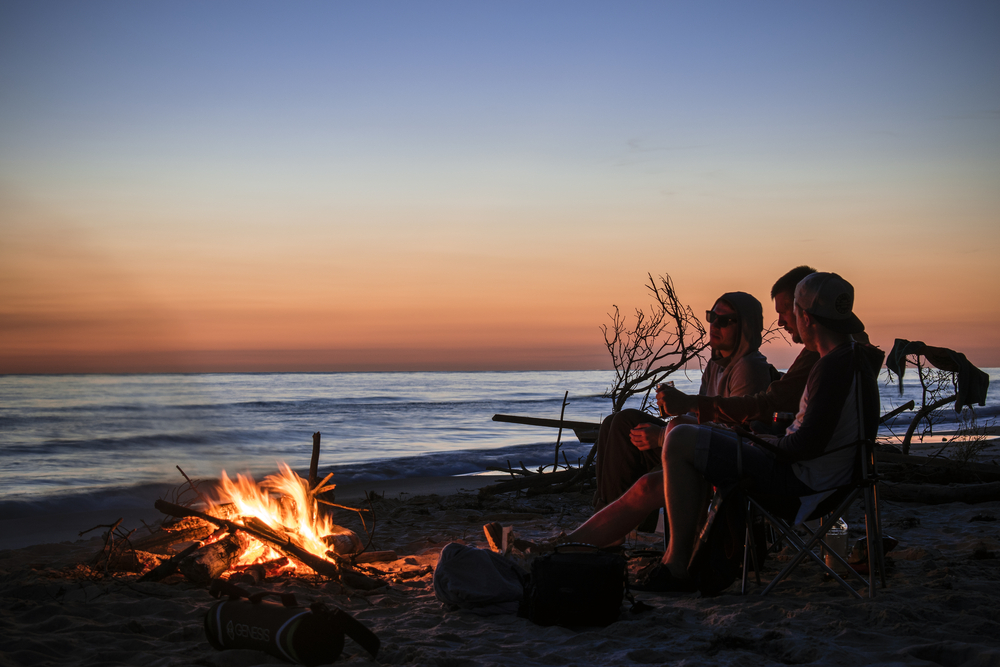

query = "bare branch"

[{"left": 602, "top": 273, "right": 709, "bottom": 413}]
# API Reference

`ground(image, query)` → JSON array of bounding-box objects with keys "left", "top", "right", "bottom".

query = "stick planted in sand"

[{"left": 308, "top": 431, "right": 321, "bottom": 488}]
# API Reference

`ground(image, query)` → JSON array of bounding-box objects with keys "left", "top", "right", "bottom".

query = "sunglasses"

[{"left": 706, "top": 310, "right": 739, "bottom": 328}]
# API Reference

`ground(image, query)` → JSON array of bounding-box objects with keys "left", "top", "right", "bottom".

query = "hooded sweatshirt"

[{"left": 697, "top": 291, "right": 773, "bottom": 405}]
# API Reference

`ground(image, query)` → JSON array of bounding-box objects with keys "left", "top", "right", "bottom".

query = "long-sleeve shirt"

[
  {"left": 778, "top": 342, "right": 882, "bottom": 491},
  {"left": 695, "top": 348, "right": 820, "bottom": 425}
]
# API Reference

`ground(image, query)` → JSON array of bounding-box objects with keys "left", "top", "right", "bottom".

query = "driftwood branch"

[
  {"left": 877, "top": 451, "right": 1000, "bottom": 483},
  {"left": 901, "top": 394, "right": 957, "bottom": 455},
  {"left": 478, "top": 466, "right": 594, "bottom": 498},
  {"left": 880, "top": 481, "right": 1000, "bottom": 504}
]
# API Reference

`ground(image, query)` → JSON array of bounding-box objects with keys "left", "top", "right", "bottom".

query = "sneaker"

[{"left": 631, "top": 563, "right": 698, "bottom": 593}]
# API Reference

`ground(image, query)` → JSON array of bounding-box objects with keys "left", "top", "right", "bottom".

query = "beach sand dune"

[{"left": 2, "top": 480, "right": 1000, "bottom": 666}]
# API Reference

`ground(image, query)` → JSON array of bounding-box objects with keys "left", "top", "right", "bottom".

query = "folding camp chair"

[
  {"left": 739, "top": 433, "right": 886, "bottom": 598},
  {"left": 738, "top": 365, "right": 898, "bottom": 599}
]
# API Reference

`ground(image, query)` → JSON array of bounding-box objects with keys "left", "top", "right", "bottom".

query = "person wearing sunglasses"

[
  {"left": 593, "top": 290, "right": 773, "bottom": 528},
  {"left": 657, "top": 266, "right": 822, "bottom": 434}
]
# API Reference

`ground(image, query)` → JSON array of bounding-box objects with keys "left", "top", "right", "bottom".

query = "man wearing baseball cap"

[{"left": 558, "top": 272, "right": 884, "bottom": 593}]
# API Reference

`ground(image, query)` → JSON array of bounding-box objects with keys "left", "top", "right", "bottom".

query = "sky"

[{"left": 1, "top": 1, "right": 998, "bottom": 373}]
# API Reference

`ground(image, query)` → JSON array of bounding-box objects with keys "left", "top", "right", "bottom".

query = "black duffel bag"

[
  {"left": 521, "top": 544, "right": 627, "bottom": 628},
  {"left": 205, "top": 579, "right": 379, "bottom": 666}
]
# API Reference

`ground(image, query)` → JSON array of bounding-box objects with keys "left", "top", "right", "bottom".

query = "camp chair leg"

[
  {"left": 747, "top": 494, "right": 871, "bottom": 598},
  {"left": 741, "top": 509, "right": 763, "bottom": 594},
  {"left": 864, "top": 484, "right": 887, "bottom": 596},
  {"left": 759, "top": 515, "right": 865, "bottom": 599},
  {"left": 741, "top": 499, "right": 768, "bottom": 595},
  {"left": 742, "top": 523, "right": 751, "bottom": 595}
]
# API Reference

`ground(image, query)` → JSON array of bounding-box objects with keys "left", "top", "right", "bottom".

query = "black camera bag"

[{"left": 521, "top": 544, "right": 627, "bottom": 628}]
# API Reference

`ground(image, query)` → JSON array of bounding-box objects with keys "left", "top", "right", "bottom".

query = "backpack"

[{"left": 687, "top": 484, "right": 747, "bottom": 596}]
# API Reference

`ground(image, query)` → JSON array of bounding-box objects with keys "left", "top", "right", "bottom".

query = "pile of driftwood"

[{"left": 878, "top": 449, "right": 1000, "bottom": 504}]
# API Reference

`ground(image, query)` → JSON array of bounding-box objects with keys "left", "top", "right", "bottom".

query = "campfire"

[
  {"left": 101, "top": 456, "right": 385, "bottom": 589},
  {"left": 207, "top": 463, "right": 362, "bottom": 569}
]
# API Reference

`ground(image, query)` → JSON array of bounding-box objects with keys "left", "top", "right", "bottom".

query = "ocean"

[{"left": 1, "top": 368, "right": 996, "bottom": 520}]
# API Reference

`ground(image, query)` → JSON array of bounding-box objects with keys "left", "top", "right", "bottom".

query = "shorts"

[{"left": 691, "top": 425, "right": 815, "bottom": 497}]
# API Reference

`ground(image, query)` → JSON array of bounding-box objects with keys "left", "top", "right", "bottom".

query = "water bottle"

[{"left": 823, "top": 517, "right": 849, "bottom": 574}]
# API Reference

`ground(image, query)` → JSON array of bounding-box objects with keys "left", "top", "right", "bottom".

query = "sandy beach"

[{"left": 3, "top": 465, "right": 1000, "bottom": 667}]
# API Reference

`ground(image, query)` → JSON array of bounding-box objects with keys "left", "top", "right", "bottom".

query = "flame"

[{"left": 208, "top": 463, "right": 335, "bottom": 571}]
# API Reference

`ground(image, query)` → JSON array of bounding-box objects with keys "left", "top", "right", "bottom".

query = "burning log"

[
  {"left": 229, "top": 562, "right": 267, "bottom": 586},
  {"left": 322, "top": 528, "right": 364, "bottom": 556},
  {"left": 132, "top": 505, "right": 239, "bottom": 556},
  {"left": 154, "top": 499, "right": 344, "bottom": 580},
  {"left": 138, "top": 542, "right": 201, "bottom": 582},
  {"left": 229, "top": 557, "right": 291, "bottom": 585},
  {"left": 178, "top": 531, "right": 252, "bottom": 584}
]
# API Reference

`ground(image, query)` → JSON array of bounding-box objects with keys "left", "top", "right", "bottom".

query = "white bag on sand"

[{"left": 433, "top": 542, "right": 527, "bottom": 616}]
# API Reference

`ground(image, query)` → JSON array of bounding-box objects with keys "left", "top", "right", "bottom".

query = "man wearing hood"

[
  {"left": 698, "top": 291, "right": 773, "bottom": 401},
  {"left": 593, "top": 291, "right": 773, "bottom": 520}
]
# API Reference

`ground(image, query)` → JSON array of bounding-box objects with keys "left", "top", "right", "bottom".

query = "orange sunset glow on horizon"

[{"left": 2, "top": 2, "right": 998, "bottom": 374}]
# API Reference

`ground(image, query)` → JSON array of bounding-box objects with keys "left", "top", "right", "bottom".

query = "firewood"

[
  {"left": 353, "top": 550, "right": 398, "bottom": 563},
  {"left": 153, "top": 500, "right": 385, "bottom": 589},
  {"left": 234, "top": 556, "right": 290, "bottom": 576},
  {"left": 322, "top": 528, "right": 363, "bottom": 555},
  {"left": 133, "top": 505, "right": 239, "bottom": 555},
  {"left": 229, "top": 563, "right": 267, "bottom": 585},
  {"left": 137, "top": 542, "right": 200, "bottom": 582},
  {"left": 132, "top": 522, "right": 215, "bottom": 556},
  {"left": 154, "top": 499, "right": 343, "bottom": 580},
  {"left": 178, "top": 532, "right": 250, "bottom": 584}
]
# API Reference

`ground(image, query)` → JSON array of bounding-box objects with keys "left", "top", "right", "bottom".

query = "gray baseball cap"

[{"left": 794, "top": 272, "right": 865, "bottom": 334}]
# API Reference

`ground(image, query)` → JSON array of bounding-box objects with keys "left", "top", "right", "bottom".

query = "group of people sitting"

[{"left": 544, "top": 267, "right": 884, "bottom": 593}]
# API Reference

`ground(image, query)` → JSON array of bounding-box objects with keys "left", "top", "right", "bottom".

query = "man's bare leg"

[
  {"left": 564, "top": 471, "right": 664, "bottom": 547},
  {"left": 661, "top": 424, "right": 708, "bottom": 578}
]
